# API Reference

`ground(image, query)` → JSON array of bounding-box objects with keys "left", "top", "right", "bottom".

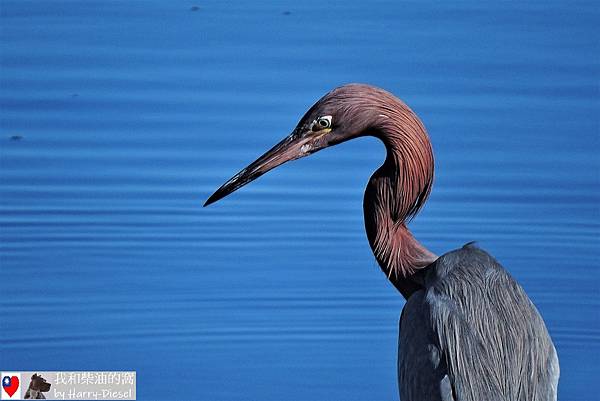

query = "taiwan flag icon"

[{"left": 1, "top": 373, "right": 21, "bottom": 400}]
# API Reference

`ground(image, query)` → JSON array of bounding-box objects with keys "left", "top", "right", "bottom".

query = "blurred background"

[{"left": 1, "top": 1, "right": 598, "bottom": 400}]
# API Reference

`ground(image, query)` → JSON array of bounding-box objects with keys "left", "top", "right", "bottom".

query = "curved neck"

[{"left": 362, "top": 107, "right": 436, "bottom": 298}]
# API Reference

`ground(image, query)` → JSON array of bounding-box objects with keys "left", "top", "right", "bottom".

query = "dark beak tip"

[
  {"left": 203, "top": 185, "right": 232, "bottom": 207},
  {"left": 203, "top": 192, "right": 219, "bottom": 207}
]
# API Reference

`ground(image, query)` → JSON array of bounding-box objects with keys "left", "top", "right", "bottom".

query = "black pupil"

[{"left": 319, "top": 119, "right": 328, "bottom": 127}]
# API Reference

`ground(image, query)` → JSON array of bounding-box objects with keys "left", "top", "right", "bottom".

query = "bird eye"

[{"left": 312, "top": 115, "right": 332, "bottom": 131}]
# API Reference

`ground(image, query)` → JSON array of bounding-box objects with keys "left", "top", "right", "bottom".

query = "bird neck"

[{"left": 362, "top": 108, "right": 436, "bottom": 298}]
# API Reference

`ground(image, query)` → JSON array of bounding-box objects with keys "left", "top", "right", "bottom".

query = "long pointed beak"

[{"left": 203, "top": 131, "right": 321, "bottom": 207}]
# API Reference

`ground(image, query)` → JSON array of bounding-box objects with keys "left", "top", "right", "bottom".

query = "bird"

[{"left": 203, "top": 84, "right": 559, "bottom": 401}]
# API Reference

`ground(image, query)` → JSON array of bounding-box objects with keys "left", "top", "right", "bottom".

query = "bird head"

[{"left": 203, "top": 83, "right": 420, "bottom": 207}]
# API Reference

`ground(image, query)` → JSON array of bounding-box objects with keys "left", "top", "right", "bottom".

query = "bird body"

[
  {"left": 204, "top": 84, "right": 559, "bottom": 400},
  {"left": 399, "top": 244, "right": 559, "bottom": 401}
]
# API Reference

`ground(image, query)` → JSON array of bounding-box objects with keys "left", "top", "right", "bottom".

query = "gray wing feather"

[
  {"left": 398, "top": 244, "right": 559, "bottom": 401},
  {"left": 399, "top": 291, "right": 455, "bottom": 401}
]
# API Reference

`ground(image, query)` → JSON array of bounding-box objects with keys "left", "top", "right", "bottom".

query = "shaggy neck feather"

[{"left": 362, "top": 105, "right": 436, "bottom": 298}]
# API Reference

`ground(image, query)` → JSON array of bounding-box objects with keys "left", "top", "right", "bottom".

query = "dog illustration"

[{"left": 24, "top": 374, "right": 50, "bottom": 399}]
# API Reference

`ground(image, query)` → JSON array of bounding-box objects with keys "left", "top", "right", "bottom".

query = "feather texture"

[{"left": 399, "top": 244, "right": 559, "bottom": 401}]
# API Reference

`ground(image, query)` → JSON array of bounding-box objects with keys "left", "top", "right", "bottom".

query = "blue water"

[{"left": 1, "top": 1, "right": 598, "bottom": 400}]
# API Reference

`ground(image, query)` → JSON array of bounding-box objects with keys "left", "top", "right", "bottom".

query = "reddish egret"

[{"left": 204, "top": 84, "right": 559, "bottom": 400}]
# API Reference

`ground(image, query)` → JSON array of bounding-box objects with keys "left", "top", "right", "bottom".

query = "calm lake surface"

[{"left": 1, "top": 1, "right": 598, "bottom": 400}]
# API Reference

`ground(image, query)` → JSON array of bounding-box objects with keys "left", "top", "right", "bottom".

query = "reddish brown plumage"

[
  {"left": 333, "top": 85, "right": 437, "bottom": 297},
  {"left": 205, "top": 83, "right": 437, "bottom": 298},
  {"left": 307, "top": 84, "right": 436, "bottom": 296}
]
